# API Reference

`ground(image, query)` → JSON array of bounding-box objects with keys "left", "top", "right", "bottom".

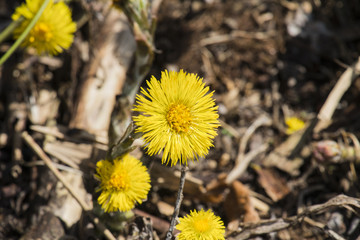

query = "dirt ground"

[{"left": 1, "top": 0, "right": 360, "bottom": 239}]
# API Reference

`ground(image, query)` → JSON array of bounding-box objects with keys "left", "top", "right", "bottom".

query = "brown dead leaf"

[
  {"left": 202, "top": 173, "right": 227, "bottom": 203},
  {"left": 255, "top": 166, "right": 290, "bottom": 202},
  {"left": 224, "top": 180, "right": 260, "bottom": 225}
]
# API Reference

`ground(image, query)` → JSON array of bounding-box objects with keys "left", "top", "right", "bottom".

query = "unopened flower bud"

[{"left": 313, "top": 140, "right": 342, "bottom": 163}]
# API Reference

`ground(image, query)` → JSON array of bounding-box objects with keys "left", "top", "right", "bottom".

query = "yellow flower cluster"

[
  {"left": 10, "top": 0, "right": 223, "bottom": 236},
  {"left": 12, "top": 0, "right": 76, "bottom": 55},
  {"left": 133, "top": 70, "right": 220, "bottom": 166},
  {"left": 95, "top": 154, "right": 151, "bottom": 212},
  {"left": 95, "top": 70, "right": 223, "bottom": 240},
  {"left": 176, "top": 209, "right": 225, "bottom": 240}
]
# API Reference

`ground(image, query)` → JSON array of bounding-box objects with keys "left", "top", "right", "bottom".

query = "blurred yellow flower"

[
  {"left": 95, "top": 154, "right": 151, "bottom": 212},
  {"left": 176, "top": 209, "right": 225, "bottom": 240},
  {"left": 285, "top": 116, "right": 305, "bottom": 134},
  {"left": 133, "top": 70, "right": 219, "bottom": 166},
  {"left": 12, "top": 0, "right": 76, "bottom": 55}
]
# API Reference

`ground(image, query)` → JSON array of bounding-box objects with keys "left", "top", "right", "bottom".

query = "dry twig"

[
  {"left": 200, "top": 30, "right": 276, "bottom": 46},
  {"left": 228, "top": 194, "right": 360, "bottom": 240},
  {"left": 226, "top": 143, "right": 269, "bottom": 185},
  {"left": 235, "top": 115, "right": 272, "bottom": 166},
  {"left": 225, "top": 114, "right": 272, "bottom": 184}
]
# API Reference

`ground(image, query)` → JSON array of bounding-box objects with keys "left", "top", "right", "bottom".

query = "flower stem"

[
  {"left": 166, "top": 165, "right": 187, "bottom": 240},
  {"left": 0, "top": 0, "right": 51, "bottom": 66},
  {"left": 0, "top": 16, "right": 24, "bottom": 44}
]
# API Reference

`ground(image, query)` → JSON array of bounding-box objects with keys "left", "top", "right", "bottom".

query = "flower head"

[
  {"left": 133, "top": 70, "right": 219, "bottom": 166},
  {"left": 95, "top": 154, "right": 151, "bottom": 212},
  {"left": 285, "top": 117, "right": 305, "bottom": 135},
  {"left": 176, "top": 209, "right": 225, "bottom": 240},
  {"left": 12, "top": 0, "right": 76, "bottom": 55}
]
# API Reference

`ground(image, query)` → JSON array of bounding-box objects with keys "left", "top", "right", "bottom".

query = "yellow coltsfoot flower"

[
  {"left": 176, "top": 209, "right": 225, "bottom": 240},
  {"left": 12, "top": 0, "right": 76, "bottom": 55},
  {"left": 285, "top": 116, "right": 305, "bottom": 135},
  {"left": 133, "top": 70, "right": 220, "bottom": 166},
  {"left": 95, "top": 154, "right": 151, "bottom": 212}
]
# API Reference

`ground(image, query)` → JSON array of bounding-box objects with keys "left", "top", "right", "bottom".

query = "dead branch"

[{"left": 228, "top": 194, "right": 360, "bottom": 240}]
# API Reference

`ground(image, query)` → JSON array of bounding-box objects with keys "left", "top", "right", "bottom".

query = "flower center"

[
  {"left": 193, "top": 219, "right": 210, "bottom": 233},
  {"left": 109, "top": 171, "right": 130, "bottom": 191},
  {"left": 30, "top": 22, "right": 53, "bottom": 43},
  {"left": 166, "top": 103, "right": 192, "bottom": 133}
]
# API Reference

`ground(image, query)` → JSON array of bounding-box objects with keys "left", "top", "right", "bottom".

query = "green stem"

[
  {"left": 0, "top": 0, "right": 51, "bottom": 66},
  {"left": 0, "top": 16, "right": 24, "bottom": 44}
]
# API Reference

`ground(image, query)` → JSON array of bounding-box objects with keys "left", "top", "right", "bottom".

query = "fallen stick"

[{"left": 227, "top": 194, "right": 360, "bottom": 239}]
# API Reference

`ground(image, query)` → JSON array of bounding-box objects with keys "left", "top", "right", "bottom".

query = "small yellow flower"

[
  {"left": 12, "top": 0, "right": 76, "bottom": 55},
  {"left": 133, "top": 70, "right": 219, "bottom": 166},
  {"left": 95, "top": 154, "right": 151, "bottom": 212},
  {"left": 285, "top": 117, "right": 305, "bottom": 134},
  {"left": 176, "top": 209, "right": 225, "bottom": 240}
]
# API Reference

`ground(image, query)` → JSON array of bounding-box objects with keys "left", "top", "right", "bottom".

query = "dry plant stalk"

[
  {"left": 314, "top": 57, "right": 360, "bottom": 133},
  {"left": 70, "top": 8, "right": 134, "bottom": 134}
]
